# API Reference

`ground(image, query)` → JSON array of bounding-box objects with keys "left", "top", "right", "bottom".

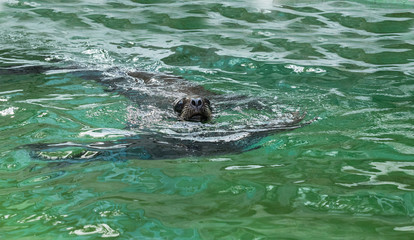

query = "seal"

[{"left": 9, "top": 66, "right": 317, "bottom": 161}]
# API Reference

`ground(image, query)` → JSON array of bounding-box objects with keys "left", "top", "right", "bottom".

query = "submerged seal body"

[{"left": 5, "top": 66, "right": 316, "bottom": 161}]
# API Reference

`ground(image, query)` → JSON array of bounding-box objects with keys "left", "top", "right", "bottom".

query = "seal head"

[{"left": 174, "top": 97, "right": 212, "bottom": 122}]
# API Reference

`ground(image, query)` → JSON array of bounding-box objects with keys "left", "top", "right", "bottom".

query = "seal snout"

[
  {"left": 190, "top": 98, "right": 203, "bottom": 110},
  {"left": 173, "top": 96, "right": 212, "bottom": 122}
]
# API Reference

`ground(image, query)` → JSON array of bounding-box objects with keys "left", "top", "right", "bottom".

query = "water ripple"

[{"left": 340, "top": 161, "right": 414, "bottom": 190}]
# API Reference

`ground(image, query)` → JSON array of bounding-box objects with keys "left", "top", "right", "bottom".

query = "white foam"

[
  {"left": 285, "top": 64, "right": 305, "bottom": 73},
  {"left": 0, "top": 107, "right": 18, "bottom": 116},
  {"left": 285, "top": 64, "right": 326, "bottom": 74},
  {"left": 176, "top": 132, "right": 251, "bottom": 143}
]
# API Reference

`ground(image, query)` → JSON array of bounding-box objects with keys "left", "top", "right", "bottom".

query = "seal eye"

[
  {"left": 204, "top": 98, "right": 210, "bottom": 106},
  {"left": 174, "top": 99, "right": 184, "bottom": 113},
  {"left": 203, "top": 98, "right": 212, "bottom": 112}
]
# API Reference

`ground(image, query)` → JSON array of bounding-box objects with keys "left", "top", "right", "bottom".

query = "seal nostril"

[{"left": 190, "top": 98, "right": 203, "bottom": 108}]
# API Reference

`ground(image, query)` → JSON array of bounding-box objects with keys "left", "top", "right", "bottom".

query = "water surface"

[{"left": 1, "top": 0, "right": 414, "bottom": 239}]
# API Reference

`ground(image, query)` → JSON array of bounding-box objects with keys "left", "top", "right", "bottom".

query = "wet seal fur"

[
  {"left": 4, "top": 66, "right": 318, "bottom": 161},
  {"left": 126, "top": 71, "right": 215, "bottom": 123}
]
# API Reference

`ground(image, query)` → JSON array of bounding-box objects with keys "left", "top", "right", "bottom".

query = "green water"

[{"left": 1, "top": 0, "right": 414, "bottom": 239}]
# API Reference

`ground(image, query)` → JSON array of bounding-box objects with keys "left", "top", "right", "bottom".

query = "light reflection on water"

[{"left": 340, "top": 161, "right": 414, "bottom": 190}]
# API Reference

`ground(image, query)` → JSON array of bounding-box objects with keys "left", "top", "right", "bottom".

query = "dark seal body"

[{"left": 5, "top": 66, "right": 317, "bottom": 161}]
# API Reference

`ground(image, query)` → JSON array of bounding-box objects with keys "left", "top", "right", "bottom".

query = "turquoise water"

[{"left": 1, "top": 0, "right": 414, "bottom": 239}]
